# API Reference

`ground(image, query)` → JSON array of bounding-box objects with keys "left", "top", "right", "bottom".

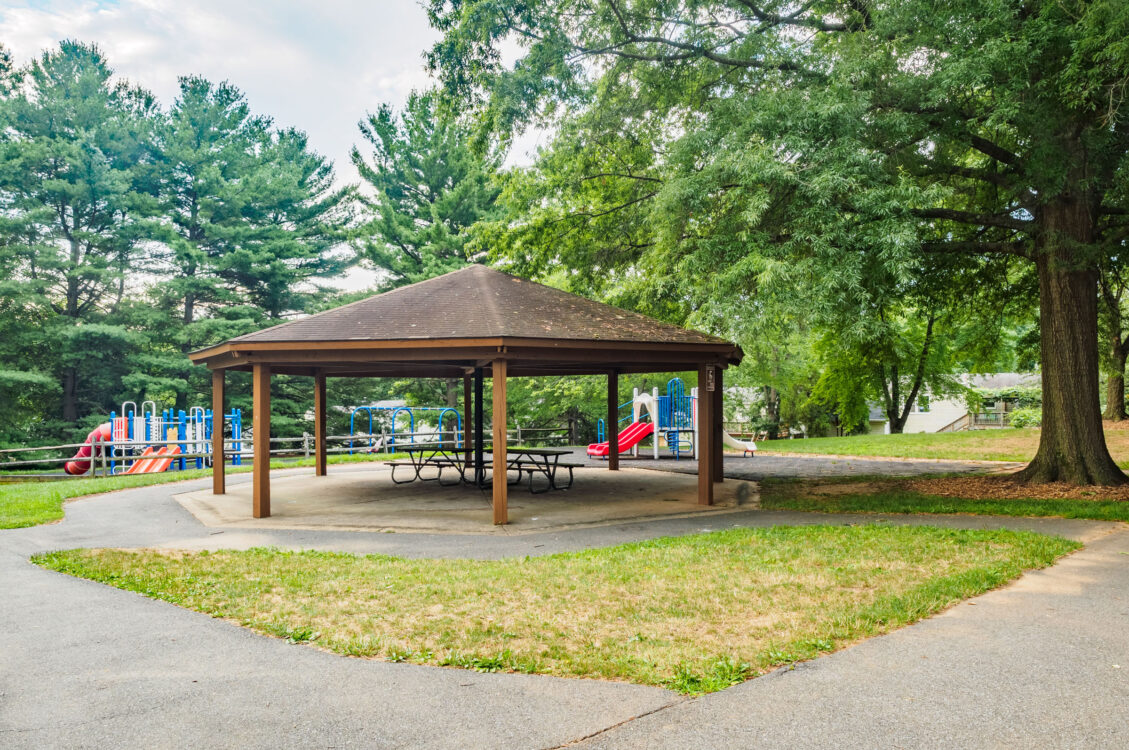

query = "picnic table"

[
  {"left": 499, "top": 447, "right": 577, "bottom": 493},
  {"left": 390, "top": 445, "right": 579, "bottom": 493},
  {"left": 392, "top": 443, "right": 467, "bottom": 485}
]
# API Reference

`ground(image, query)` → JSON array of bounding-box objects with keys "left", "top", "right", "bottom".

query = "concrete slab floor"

[{"left": 177, "top": 466, "right": 758, "bottom": 535}]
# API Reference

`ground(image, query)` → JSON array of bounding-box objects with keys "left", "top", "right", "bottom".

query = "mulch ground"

[
  {"left": 792, "top": 474, "right": 1129, "bottom": 502},
  {"left": 902, "top": 475, "right": 1129, "bottom": 501}
]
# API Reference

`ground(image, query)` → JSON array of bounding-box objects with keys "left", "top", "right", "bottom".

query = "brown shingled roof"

[{"left": 230, "top": 265, "right": 729, "bottom": 346}]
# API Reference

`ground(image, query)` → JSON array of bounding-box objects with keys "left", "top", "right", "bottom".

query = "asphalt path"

[{"left": 2, "top": 466, "right": 1125, "bottom": 748}]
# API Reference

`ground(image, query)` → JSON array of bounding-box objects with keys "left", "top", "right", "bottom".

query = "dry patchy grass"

[
  {"left": 35, "top": 526, "right": 1075, "bottom": 693},
  {"left": 757, "top": 421, "right": 1129, "bottom": 467}
]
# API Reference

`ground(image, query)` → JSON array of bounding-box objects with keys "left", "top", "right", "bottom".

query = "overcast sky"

[{"left": 1, "top": 0, "right": 541, "bottom": 291}]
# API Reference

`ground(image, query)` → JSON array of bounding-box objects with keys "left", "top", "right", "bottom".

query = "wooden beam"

[
  {"left": 474, "top": 367, "right": 485, "bottom": 487},
  {"left": 212, "top": 369, "right": 225, "bottom": 495},
  {"left": 713, "top": 366, "right": 724, "bottom": 483},
  {"left": 230, "top": 346, "right": 500, "bottom": 366},
  {"left": 697, "top": 364, "right": 714, "bottom": 506},
  {"left": 492, "top": 358, "right": 508, "bottom": 525},
  {"left": 277, "top": 362, "right": 727, "bottom": 379},
  {"left": 252, "top": 364, "right": 271, "bottom": 518},
  {"left": 607, "top": 370, "right": 619, "bottom": 471},
  {"left": 463, "top": 374, "right": 472, "bottom": 468},
  {"left": 314, "top": 371, "right": 327, "bottom": 477},
  {"left": 189, "top": 335, "right": 740, "bottom": 362},
  {"left": 223, "top": 347, "right": 729, "bottom": 370}
]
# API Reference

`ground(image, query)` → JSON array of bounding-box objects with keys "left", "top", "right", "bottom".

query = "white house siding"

[
  {"left": 870, "top": 373, "right": 1039, "bottom": 434},
  {"left": 901, "top": 397, "right": 968, "bottom": 433}
]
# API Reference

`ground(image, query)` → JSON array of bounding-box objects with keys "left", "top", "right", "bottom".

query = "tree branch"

[
  {"left": 579, "top": 172, "right": 663, "bottom": 183},
  {"left": 732, "top": 1, "right": 848, "bottom": 32},
  {"left": 921, "top": 240, "right": 1030, "bottom": 258},
  {"left": 968, "top": 134, "right": 1019, "bottom": 166},
  {"left": 591, "top": 0, "right": 815, "bottom": 74},
  {"left": 913, "top": 208, "right": 1030, "bottom": 232},
  {"left": 900, "top": 312, "right": 936, "bottom": 425}
]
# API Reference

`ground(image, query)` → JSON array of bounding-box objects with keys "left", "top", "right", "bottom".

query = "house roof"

[
  {"left": 228, "top": 265, "right": 729, "bottom": 347},
  {"left": 961, "top": 373, "right": 1041, "bottom": 390},
  {"left": 190, "top": 265, "right": 742, "bottom": 378}
]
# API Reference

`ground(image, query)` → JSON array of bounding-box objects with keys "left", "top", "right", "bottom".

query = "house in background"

[{"left": 869, "top": 373, "right": 1040, "bottom": 434}]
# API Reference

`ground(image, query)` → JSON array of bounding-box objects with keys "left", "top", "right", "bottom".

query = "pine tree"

[
  {"left": 351, "top": 89, "right": 502, "bottom": 288},
  {"left": 0, "top": 41, "right": 159, "bottom": 422}
]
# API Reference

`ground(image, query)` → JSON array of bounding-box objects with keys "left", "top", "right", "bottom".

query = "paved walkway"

[
  {"left": 2, "top": 468, "right": 1126, "bottom": 748},
  {"left": 575, "top": 448, "right": 1025, "bottom": 480}
]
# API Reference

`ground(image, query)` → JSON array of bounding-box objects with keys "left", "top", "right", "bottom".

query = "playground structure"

[
  {"left": 63, "top": 401, "right": 243, "bottom": 476},
  {"left": 348, "top": 405, "right": 463, "bottom": 454},
  {"left": 589, "top": 377, "right": 756, "bottom": 459},
  {"left": 347, "top": 404, "right": 571, "bottom": 453}
]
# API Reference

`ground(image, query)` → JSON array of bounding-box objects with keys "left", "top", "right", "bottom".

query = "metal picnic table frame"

[
  {"left": 395, "top": 444, "right": 576, "bottom": 493},
  {"left": 496, "top": 447, "right": 576, "bottom": 493},
  {"left": 393, "top": 443, "right": 466, "bottom": 485}
]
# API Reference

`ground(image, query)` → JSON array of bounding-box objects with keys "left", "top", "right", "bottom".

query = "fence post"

[
  {"left": 303, "top": 432, "right": 310, "bottom": 458},
  {"left": 90, "top": 434, "right": 99, "bottom": 478}
]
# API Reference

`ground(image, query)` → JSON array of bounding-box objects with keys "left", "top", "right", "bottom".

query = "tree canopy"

[
  {"left": 0, "top": 42, "right": 357, "bottom": 442},
  {"left": 351, "top": 89, "right": 502, "bottom": 288},
  {"left": 427, "top": 0, "right": 1129, "bottom": 482}
]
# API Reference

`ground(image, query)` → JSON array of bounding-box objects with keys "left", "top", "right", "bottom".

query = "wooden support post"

[
  {"left": 463, "top": 374, "right": 473, "bottom": 467},
  {"left": 607, "top": 370, "right": 619, "bottom": 471},
  {"left": 697, "top": 364, "right": 715, "bottom": 506},
  {"left": 212, "top": 369, "right": 225, "bottom": 495},
  {"left": 252, "top": 364, "right": 271, "bottom": 518},
  {"left": 492, "top": 359, "right": 508, "bottom": 524},
  {"left": 314, "top": 371, "right": 327, "bottom": 477},
  {"left": 474, "top": 367, "right": 485, "bottom": 487},
  {"left": 713, "top": 366, "right": 724, "bottom": 483}
]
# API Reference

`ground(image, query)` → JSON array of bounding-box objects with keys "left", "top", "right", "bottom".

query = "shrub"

[{"left": 1009, "top": 407, "right": 1042, "bottom": 428}]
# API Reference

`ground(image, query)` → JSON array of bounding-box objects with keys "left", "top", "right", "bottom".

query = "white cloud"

[
  {"left": 2, "top": 0, "right": 445, "bottom": 291},
  {"left": 1, "top": 0, "right": 439, "bottom": 185}
]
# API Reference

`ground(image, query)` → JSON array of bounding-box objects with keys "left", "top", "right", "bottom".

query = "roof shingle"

[{"left": 231, "top": 265, "right": 731, "bottom": 347}]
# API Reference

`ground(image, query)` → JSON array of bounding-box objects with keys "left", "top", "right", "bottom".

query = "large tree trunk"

[
  {"left": 763, "top": 386, "right": 780, "bottom": 439},
  {"left": 1017, "top": 196, "right": 1126, "bottom": 485},
  {"left": 1104, "top": 338, "right": 1127, "bottom": 421},
  {"left": 883, "top": 363, "right": 905, "bottom": 434}
]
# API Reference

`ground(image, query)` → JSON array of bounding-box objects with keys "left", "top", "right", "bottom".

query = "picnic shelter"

[{"left": 188, "top": 265, "right": 744, "bottom": 525}]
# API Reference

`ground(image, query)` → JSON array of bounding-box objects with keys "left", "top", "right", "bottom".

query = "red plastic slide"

[
  {"left": 64, "top": 423, "right": 114, "bottom": 475},
  {"left": 587, "top": 421, "right": 655, "bottom": 457},
  {"left": 123, "top": 445, "right": 181, "bottom": 474}
]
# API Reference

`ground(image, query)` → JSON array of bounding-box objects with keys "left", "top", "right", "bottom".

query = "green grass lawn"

[
  {"left": 752, "top": 427, "right": 1129, "bottom": 468},
  {"left": 0, "top": 453, "right": 407, "bottom": 530},
  {"left": 754, "top": 429, "right": 1045, "bottom": 463},
  {"left": 751, "top": 427, "right": 1129, "bottom": 470},
  {"left": 35, "top": 525, "right": 1076, "bottom": 693},
  {"left": 761, "top": 483, "right": 1129, "bottom": 522}
]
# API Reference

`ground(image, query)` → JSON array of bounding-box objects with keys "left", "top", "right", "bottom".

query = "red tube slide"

[
  {"left": 64, "top": 423, "right": 113, "bottom": 475},
  {"left": 587, "top": 421, "right": 655, "bottom": 457}
]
